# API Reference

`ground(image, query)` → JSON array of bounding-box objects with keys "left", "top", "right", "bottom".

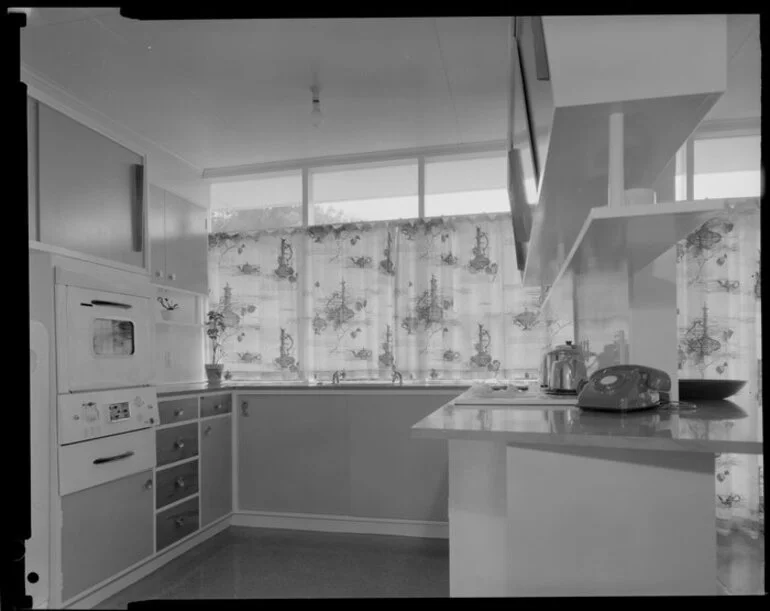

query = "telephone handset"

[{"left": 577, "top": 365, "right": 671, "bottom": 412}]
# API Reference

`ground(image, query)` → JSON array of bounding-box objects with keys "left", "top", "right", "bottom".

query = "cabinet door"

[
  {"left": 516, "top": 16, "right": 554, "bottom": 184},
  {"left": 61, "top": 470, "right": 154, "bottom": 602},
  {"left": 164, "top": 192, "right": 208, "bottom": 294},
  {"left": 37, "top": 103, "right": 145, "bottom": 269},
  {"left": 28, "top": 96, "right": 38, "bottom": 241},
  {"left": 200, "top": 415, "right": 232, "bottom": 526},
  {"left": 238, "top": 395, "right": 351, "bottom": 515},
  {"left": 149, "top": 185, "right": 167, "bottom": 283}
]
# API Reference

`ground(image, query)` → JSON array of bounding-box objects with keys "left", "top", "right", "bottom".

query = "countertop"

[
  {"left": 411, "top": 394, "right": 763, "bottom": 455},
  {"left": 156, "top": 381, "right": 471, "bottom": 397}
]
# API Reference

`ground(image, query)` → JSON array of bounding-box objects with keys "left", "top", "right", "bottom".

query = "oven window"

[{"left": 93, "top": 318, "right": 135, "bottom": 356}]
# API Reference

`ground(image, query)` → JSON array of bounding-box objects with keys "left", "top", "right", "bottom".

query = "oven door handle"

[
  {"left": 90, "top": 300, "right": 133, "bottom": 309},
  {"left": 93, "top": 450, "right": 135, "bottom": 465}
]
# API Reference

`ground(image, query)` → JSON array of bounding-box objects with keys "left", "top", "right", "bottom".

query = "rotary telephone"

[{"left": 576, "top": 365, "right": 671, "bottom": 412}]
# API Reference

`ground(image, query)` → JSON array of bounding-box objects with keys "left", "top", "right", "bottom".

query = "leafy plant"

[
  {"left": 206, "top": 310, "right": 228, "bottom": 365},
  {"left": 157, "top": 297, "right": 180, "bottom": 311}
]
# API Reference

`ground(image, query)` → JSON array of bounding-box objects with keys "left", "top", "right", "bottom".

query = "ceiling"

[
  {"left": 21, "top": 9, "right": 510, "bottom": 173},
  {"left": 20, "top": 11, "right": 759, "bottom": 177}
]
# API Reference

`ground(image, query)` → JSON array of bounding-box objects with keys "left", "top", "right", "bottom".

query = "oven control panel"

[{"left": 59, "top": 387, "right": 158, "bottom": 445}]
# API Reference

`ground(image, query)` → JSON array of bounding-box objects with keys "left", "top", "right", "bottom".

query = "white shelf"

[
  {"left": 537, "top": 198, "right": 750, "bottom": 309},
  {"left": 522, "top": 93, "right": 722, "bottom": 288}
]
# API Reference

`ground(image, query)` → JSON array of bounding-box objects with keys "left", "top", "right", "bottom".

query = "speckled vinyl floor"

[
  {"left": 95, "top": 527, "right": 449, "bottom": 607},
  {"left": 95, "top": 526, "right": 764, "bottom": 607}
]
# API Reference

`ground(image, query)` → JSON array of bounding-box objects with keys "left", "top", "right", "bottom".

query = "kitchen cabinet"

[
  {"left": 60, "top": 470, "right": 154, "bottom": 602},
  {"left": 238, "top": 394, "right": 351, "bottom": 515},
  {"left": 200, "top": 415, "right": 232, "bottom": 526},
  {"left": 149, "top": 185, "right": 208, "bottom": 294},
  {"left": 515, "top": 16, "right": 554, "bottom": 185},
  {"left": 156, "top": 422, "right": 199, "bottom": 467},
  {"left": 156, "top": 497, "right": 200, "bottom": 552},
  {"left": 28, "top": 96, "right": 38, "bottom": 241},
  {"left": 36, "top": 101, "right": 145, "bottom": 269},
  {"left": 156, "top": 460, "right": 199, "bottom": 509}
]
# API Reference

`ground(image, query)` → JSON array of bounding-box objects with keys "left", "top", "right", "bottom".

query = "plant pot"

[
  {"left": 205, "top": 364, "right": 224, "bottom": 385},
  {"left": 161, "top": 309, "right": 173, "bottom": 321}
]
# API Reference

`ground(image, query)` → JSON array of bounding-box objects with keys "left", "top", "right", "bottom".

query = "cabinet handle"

[
  {"left": 241, "top": 402, "right": 249, "bottom": 417},
  {"left": 214, "top": 404, "right": 222, "bottom": 411},
  {"left": 93, "top": 450, "right": 134, "bottom": 465},
  {"left": 175, "top": 476, "right": 186, "bottom": 489},
  {"left": 131, "top": 164, "right": 144, "bottom": 253},
  {"left": 174, "top": 409, "right": 184, "bottom": 417},
  {"left": 168, "top": 273, "right": 177, "bottom": 281},
  {"left": 174, "top": 438, "right": 185, "bottom": 450},
  {"left": 174, "top": 517, "right": 185, "bottom": 528},
  {"left": 144, "top": 479, "right": 153, "bottom": 490},
  {"left": 204, "top": 425, "right": 212, "bottom": 436},
  {"left": 155, "top": 270, "right": 164, "bottom": 279}
]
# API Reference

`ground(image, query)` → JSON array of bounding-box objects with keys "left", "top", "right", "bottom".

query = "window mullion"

[{"left": 418, "top": 156, "right": 425, "bottom": 219}]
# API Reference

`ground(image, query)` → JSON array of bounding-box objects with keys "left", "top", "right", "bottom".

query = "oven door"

[{"left": 57, "top": 286, "right": 153, "bottom": 392}]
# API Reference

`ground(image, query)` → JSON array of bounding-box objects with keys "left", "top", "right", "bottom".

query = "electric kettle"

[{"left": 540, "top": 341, "right": 587, "bottom": 393}]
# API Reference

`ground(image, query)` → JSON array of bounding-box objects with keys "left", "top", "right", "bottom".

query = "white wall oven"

[{"left": 55, "top": 268, "right": 154, "bottom": 393}]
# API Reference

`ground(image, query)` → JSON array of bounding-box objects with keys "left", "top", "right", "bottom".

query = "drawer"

[
  {"left": 156, "top": 496, "right": 199, "bottom": 552},
  {"left": 156, "top": 423, "right": 198, "bottom": 467},
  {"left": 156, "top": 460, "right": 199, "bottom": 509},
  {"left": 158, "top": 397, "right": 198, "bottom": 425},
  {"left": 59, "top": 428, "right": 155, "bottom": 496},
  {"left": 200, "top": 393, "right": 232, "bottom": 418}
]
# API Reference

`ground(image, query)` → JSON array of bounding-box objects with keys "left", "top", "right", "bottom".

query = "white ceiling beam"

[{"left": 202, "top": 140, "right": 508, "bottom": 182}]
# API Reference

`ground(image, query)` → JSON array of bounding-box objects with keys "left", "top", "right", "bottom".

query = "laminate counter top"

[
  {"left": 412, "top": 394, "right": 763, "bottom": 455},
  {"left": 156, "top": 381, "right": 470, "bottom": 397}
]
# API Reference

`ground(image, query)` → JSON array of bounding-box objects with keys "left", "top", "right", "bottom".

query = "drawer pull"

[
  {"left": 214, "top": 404, "right": 222, "bottom": 411},
  {"left": 168, "top": 273, "right": 177, "bottom": 281},
  {"left": 93, "top": 450, "right": 135, "bottom": 465},
  {"left": 144, "top": 479, "right": 153, "bottom": 490},
  {"left": 155, "top": 270, "right": 163, "bottom": 278},
  {"left": 174, "top": 439, "right": 185, "bottom": 450},
  {"left": 241, "top": 402, "right": 249, "bottom": 417},
  {"left": 204, "top": 426, "right": 212, "bottom": 436},
  {"left": 175, "top": 476, "right": 186, "bottom": 489},
  {"left": 174, "top": 409, "right": 184, "bottom": 417},
  {"left": 174, "top": 517, "right": 185, "bottom": 528}
]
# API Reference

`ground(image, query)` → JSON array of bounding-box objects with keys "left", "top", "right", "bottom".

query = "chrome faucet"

[
  {"left": 332, "top": 370, "right": 346, "bottom": 385},
  {"left": 391, "top": 368, "right": 403, "bottom": 386}
]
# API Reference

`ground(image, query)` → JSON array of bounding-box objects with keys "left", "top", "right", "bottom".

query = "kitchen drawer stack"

[{"left": 155, "top": 392, "right": 233, "bottom": 552}]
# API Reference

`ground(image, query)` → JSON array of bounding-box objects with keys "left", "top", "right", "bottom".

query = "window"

[
  {"left": 309, "top": 161, "right": 418, "bottom": 224},
  {"left": 210, "top": 172, "right": 302, "bottom": 232},
  {"left": 92, "top": 319, "right": 134, "bottom": 356},
  {"left": 694, "top": 135, "right": 762, "bottom": 199},
  {"left": 424, "top": 153, "right": 512, "bottom": 218}
]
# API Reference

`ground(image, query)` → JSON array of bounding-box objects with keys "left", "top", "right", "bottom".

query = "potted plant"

[
  {"left": 158, "top": 297, "right": 180, "bottom": 321},
  {"left": 206, "top": 310, "right": 227, "bottom": 384}
]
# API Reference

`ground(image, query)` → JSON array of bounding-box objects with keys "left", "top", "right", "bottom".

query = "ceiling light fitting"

[{"left": 310, "top": 85, "right": 323, "bottom": 128}]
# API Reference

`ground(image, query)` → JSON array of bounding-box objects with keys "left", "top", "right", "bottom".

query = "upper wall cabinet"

[
  {"left": 514, "top": 16, "right": 554, "bottom": 188},
  {"left": 149, "top": 185, "right": 208, "bottom": 295},
  {"left": 34, "top": 100, "right": 146, "bottom": 270}
]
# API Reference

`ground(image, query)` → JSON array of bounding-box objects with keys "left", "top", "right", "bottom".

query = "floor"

[
  {"left": 95, "top": 527, "right": 449, "bottom": 607},
  {"left": 95, "top": 526, "right": 763, "bottom": 607}
]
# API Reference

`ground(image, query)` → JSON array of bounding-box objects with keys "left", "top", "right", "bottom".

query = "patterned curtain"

[
  {"left": 676, "top": 197, "right": 763, "bottom": 538},
  {"left": 207, "top": 213, "right": 554, "bottom": 384}
]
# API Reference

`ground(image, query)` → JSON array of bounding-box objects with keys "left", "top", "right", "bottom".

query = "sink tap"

[{"left": 332, "top": 370, "right": 346, "bottom": 385}]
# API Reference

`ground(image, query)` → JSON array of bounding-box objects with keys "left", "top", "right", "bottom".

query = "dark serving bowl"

[{"left": 678, "top": 379, "right": 747, "bottom": 400}]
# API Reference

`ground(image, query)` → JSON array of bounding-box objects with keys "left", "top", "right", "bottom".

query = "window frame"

[
  {"left": 675, "top": 118, "right": 761, "bottom": 201},
  {"left": 208, "top": 142, "right": 510, "bottom": 229}
]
